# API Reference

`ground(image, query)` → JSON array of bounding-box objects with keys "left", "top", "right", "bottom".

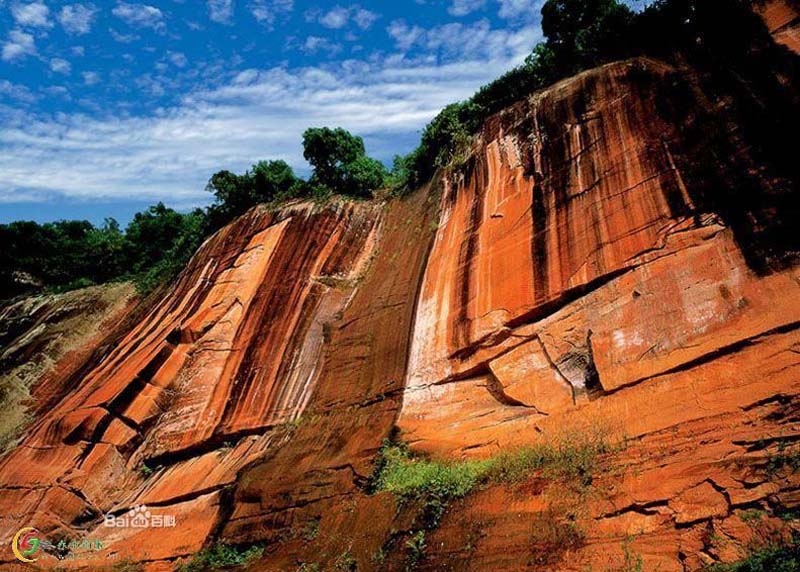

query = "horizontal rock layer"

[
  {"left": 0, "top": 46, "right": 798, "bottom": 572},
  {"left": 397, "top": 56, "right": 800, "bottom": 570}
]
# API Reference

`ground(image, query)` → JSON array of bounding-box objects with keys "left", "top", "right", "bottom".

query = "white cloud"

[
  {"left": 302, "top": 36, "right": 341, "bottom": 55},
  {"left": 112, "top": 2, "right": 164, "bottom": 30},
  {"left": 387, "top": 20, "right": 425, "bottom": 51},
  {"left": 109, "top": 28, "right": 140, "bottom": 42},
  {"left": 82, "top": 71, "right": 100, "bottom": 85},
  {"left": 58, "top": 4, "right": 99, "bottom": 35},
  {"left": 168, "top": 51, "right": 187, "bottom": 67},
  {"left": 249, "top": 0, "right": 293, "bottom": 28},
  {"left": 351, "top": 8, "right": 378, "bottom": 30},
  {"left": 2, "top": 29, "right": 36, "bottom": 62},
  {"left": 449, "top": 0, "right": 486, "bottom": 16},
  {"left": 207, "top": 0, "right": 234, "bottom": 24},
  {"left": 319, "top": 5, "right": 348, "bottom": 28},
  {"left": 0, "top": 80, "right": 37, "bottom": 103},
  {"left": 312, "top": 4, "right": 378, "bottom": 30},
  {"left": 71, "top": 45, "right": 85, "bottom": 56},
  {"left": 387, "top": 18, "right": 539, "bottom": 61},
  {"left": 496, "top": 0, "right": 542, "bottom": 20},
  {"left": 11, "top": 1, "right": 52, "bottom": 28},
  {"left": 50, "top": 58, "right": 72, "bottom": 74},
  {"left": 0, "top": 35, "right": 536, "bottom": 206}
]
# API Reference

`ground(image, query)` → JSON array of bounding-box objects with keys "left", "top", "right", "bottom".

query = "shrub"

[
  {"left": 371, "top": 426, "right": 615, "bottom": 527},
  {"left": 706, "top": 540, "right": 800, "bottom": 572},
  {"left": 333, "top": 550, "right": 357, "bottom": 572},
  {"left": 766, "top": 440, "right": 800, "bottom": 476},
  {"left": 302, "top": 127, "right": 388, "bottom": 198},
  {"left": 178, "top": 542, "right": 264, "bottom": 572},
  {"left": 405, "top": 531, "right": 427, "bottom": 570}
]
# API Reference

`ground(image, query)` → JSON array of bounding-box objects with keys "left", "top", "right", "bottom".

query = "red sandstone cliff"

[{"left": 1, "top": 14, "right": 799, "bottom": 572}]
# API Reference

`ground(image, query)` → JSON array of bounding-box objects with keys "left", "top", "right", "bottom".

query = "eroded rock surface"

[
  {"left": 397, "top": 57, "right": 800, "bottom": 570},
  {"left": 0, "top": 283, "right": 137, "bottom": 452},
  {"left": 0, "top": 53, "right": 798, "bottom": 572},
  {"left": 0, "top": 201, "right": 387, "bottom": 570}
]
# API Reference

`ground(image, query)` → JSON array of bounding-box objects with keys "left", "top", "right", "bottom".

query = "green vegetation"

[
  {"left": 706, "top": 507, "right": 800, "bottom": 572},
  {"left": 619, "top": 537, "right": 645, "bottom": 572},
  {"left": 371, "top": 427, "right": 614, "bottom": 527},
  {"left": 302, "top": 127, "right": 388, "bottom": 199},
  {"left": 333, "top": 549, "right": 357, "bottom": 572},
  {"left": 204, "top": 159, "right": 307, "bottom": 229},
  {"left": 766, "top": 439, "right": 800, "bottom": 476},
  {"left": 0, "top": 203, "right": 207, "bottom": 299},
  {"left": 301, "top": 516, "right": 320, "bottom": 542},
  {"left": 706, "top": 539, "right": 799, "bottom": 572},
  {"left": 136, "top": 462, "right": 154, "bottom": 479},
  {"left": 405, "top": 530, "right": 427, "bottom": 570},
  {"left": 741, "top": 509, "right": 767, "bottom": 523},
  {"left": 178, "top": 542, "right": 264, "bottom": 572},
  {"left": 370, "top": 428, "right": 613, "bottom": 567}
]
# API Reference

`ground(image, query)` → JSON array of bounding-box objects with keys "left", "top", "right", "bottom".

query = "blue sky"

[{"left": 0, "top": 0, "right": 647, "bottom": 225}]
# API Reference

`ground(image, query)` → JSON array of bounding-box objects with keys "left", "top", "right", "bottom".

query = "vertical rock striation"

[
  {"left": 0, "top": 201, "right": 386, "bottom": 569},
  {"left": 397, "top": 57, "right": 800, "bottom": 570},
  {"left": 0, "top": 47, "right": 798, "bottom": 572}
]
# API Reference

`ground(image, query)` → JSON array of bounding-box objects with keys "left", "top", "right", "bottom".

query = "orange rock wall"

[
  {"left": 397, "top": 58, "right": 800, "bottom": 570},
  {"left": 0, "top": 54, "right": 798, "bottom": 572},
  {"left": 0, "top": 201, "right": 386, "bottom": 570},
  {"left": 758, "top": 0, "right": 800, "bottom": 52}
]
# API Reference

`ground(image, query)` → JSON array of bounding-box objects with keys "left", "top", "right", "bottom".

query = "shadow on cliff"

[{"left": 638, "top": 0, "right": 800, "bottom": 274}]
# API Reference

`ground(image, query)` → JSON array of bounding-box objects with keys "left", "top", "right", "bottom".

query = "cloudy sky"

[{"left": 0, "top": 0, "right": 646, "bottom": 224}]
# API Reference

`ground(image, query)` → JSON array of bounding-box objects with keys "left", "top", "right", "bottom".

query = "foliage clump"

[
  {"left": 178, "top": 542, "right": 264, "bottom": 572},
  {"left": 0, "top": 203, "right": 207, "bottom": 299},
  {"left": 706, "top": 537, "right": 799, "bottom": 572},
  {"left": 371, "top": 426, "right": 614, "bottom": 526},
  {"left": 302, "top": 127, "right": 388, "bottom": 199}
]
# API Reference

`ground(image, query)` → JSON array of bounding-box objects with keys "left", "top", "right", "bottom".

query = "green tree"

[
  {"left": 124, "top": 203, "right": 189, "bottom": 274},
  {"left": 302, "top": 127, "right": 387, "bottom": 198},
  {"left": 85, "top": 218, "right": 126, "bottom": 284},
  {"left": 205, "top": 170, "right": 253, "bottom": 223},
  {"left": 250, "top": 159, "right": 301, "bottom": 203},
  {"left": 541, "top": 0, "right": 634, "bottom": 74}
]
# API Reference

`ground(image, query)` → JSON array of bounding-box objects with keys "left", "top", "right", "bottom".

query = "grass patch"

[
  {"left": 301, "top": 516, "right": 320, "bottom": 542},
  {"left": 706, "top": 541, "right": 799, "bottom": 572},
  {"left": 178, "top": 542, "right": 264, "bottom": 572},
  {"left": 370, "top": 426, "right": 616, "bottom": 527}
]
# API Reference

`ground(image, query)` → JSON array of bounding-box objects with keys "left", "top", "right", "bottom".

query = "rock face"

[
  {"left": 0, "top": 201, "right": 386, "bottom": 570},
  {"left": 0, "top": 54, "right": 798, "bottom": 572},
  {"left": 0, "top": 284, "right": 137, "bottom": 452},
  {"left": 758, "top": 0, "right": 800, "bottom": 52},
  {"left": 397, "top": 57, "right": 800, "bottom": 571}
]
